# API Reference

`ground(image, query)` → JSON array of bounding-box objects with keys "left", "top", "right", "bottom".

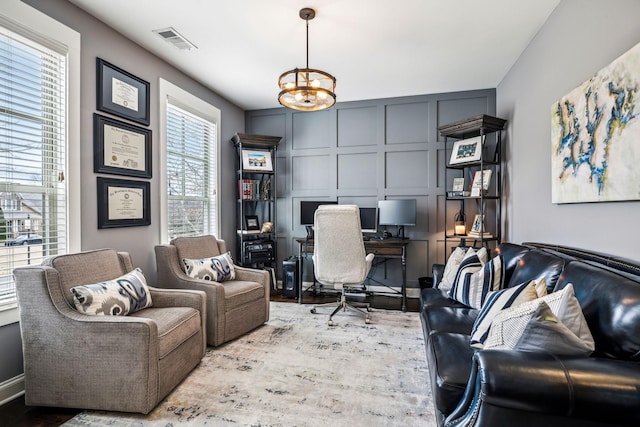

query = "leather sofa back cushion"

[
  {"left": 508, "top": 248, "right": 565, "bottom": 293},
  {"left": 556, "top": 261, "right": 640, "bottom": 360}
]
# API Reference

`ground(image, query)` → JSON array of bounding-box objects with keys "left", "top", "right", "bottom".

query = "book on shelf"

[
  {"left": 447, "top": 191, "right": 471, "bottom": 197},
  {"left": 467, "top": 231, "right": 493, "bottom": 239},
  {"left": 238, "top": 179, "right": 270, "bottom": 201}
]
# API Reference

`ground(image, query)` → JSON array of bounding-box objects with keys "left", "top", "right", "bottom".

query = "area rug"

[{"left": 63, "top": 301, "right": 434, "bottom": 426}]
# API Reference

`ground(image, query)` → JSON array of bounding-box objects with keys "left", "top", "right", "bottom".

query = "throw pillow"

[
  {"left": 484, "top": 283, "right": 594, "bottom": 351},
  {"left": 437, "top": 246, "right": 466, "bottom": 291},
  {"left": 71, "top": 268, "right": 153, "bottom": 316},
  {"left": 514, "top": 301, "right": 595, "bottom": 356},
  {"left": 470, "top": 280, "right": 539, "bottom": 348},
  {"left": 183, "top": 251, "right": 236, "bottom": 282},
  {"left": 449, "top": 253, "right": 504, "bottom": 309}
]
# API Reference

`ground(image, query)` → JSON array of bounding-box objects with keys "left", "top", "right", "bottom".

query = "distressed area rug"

[{"left": 64, "top": 301, "right": 434, "bottom": 426}]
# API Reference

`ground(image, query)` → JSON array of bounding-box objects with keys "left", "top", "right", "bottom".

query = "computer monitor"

[
  {"left": 300, "top": 200, "right": 338, "bottom": 238},
  {"left": 358, "top": 207, "right": 378, "bottom": 234},
  {"left": 377, "top": 199, "right": 417, "bottom": 239}
]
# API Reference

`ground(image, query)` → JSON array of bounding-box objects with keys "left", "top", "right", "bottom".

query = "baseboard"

[{"left": 0, "top": 374, "right": 24, "bottom": 406}]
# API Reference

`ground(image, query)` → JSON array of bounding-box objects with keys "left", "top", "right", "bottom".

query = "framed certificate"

[
  {"left": 97, "top": 177, "right": 150, "bottom": 228},
  {"left": 94, "top": 113, "right": 152, "bottom": 178},
  {"left": 96, "top": 58, "right": 150, "bottom": 126}
]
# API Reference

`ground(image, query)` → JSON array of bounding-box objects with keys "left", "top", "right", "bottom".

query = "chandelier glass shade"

[{"left": 278, "top": 8, "right": 336, "bottom": 111}]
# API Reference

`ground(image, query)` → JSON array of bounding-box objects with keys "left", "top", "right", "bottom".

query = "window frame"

[
  {"left": 158, "top": 78, "right": 221, "bottom": 244},
  {"left": 0, "top": 0, "right": 81, "bottom": 325}
]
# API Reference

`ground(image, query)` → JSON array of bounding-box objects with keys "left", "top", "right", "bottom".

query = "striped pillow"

[
  {"left": 470, "top": 280, "right": 540, "bottom": 348},
  {"left": 449, "top": 253, "right": 504, "bottom": 309}
]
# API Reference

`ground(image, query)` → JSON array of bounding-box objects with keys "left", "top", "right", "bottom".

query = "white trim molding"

[{"left": 0, "top": 374, "right": 24, "bottom": 406}]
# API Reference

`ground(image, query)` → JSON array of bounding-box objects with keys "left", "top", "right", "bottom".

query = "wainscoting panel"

[{"left": 245, "top": 89, "right": 496, "bottom": 286}]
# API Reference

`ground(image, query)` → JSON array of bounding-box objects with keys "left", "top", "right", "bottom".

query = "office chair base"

[{"left": 311, "top": 294, "right": 371, "bottom": 325}]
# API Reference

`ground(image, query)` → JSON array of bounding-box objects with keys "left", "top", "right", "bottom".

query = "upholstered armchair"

[
  {"left": 155, "top": 235, "right": 270, "bottom": 347},
  {"left": 13, "top": 248, "right": 207, "bottom": 414}
]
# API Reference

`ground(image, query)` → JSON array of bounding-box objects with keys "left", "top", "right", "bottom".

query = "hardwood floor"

[{"left": 0, "top": 293, "right": 420, "bottom": 427}]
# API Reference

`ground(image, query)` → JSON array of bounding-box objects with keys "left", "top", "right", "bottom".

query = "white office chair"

[{"left": 310, "top": 205, "right": 375, "bottom": 325}]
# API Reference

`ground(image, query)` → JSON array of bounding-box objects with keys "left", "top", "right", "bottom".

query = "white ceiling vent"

[{"left": 153, "top": 27, "right": 197, "bottom": 51}]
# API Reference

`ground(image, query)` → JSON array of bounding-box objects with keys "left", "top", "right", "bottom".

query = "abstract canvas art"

[{"left": 551, "top": 41, "right": 640, "bottom": 203}]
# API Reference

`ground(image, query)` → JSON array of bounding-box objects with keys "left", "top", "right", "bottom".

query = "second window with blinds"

[{"left": 159, "top": 79, "right": 221, "bottom": 242}]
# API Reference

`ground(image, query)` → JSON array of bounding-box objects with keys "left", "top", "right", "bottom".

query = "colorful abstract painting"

[{"left": 551, "top": 41, "right": 640, "bottom": 203}]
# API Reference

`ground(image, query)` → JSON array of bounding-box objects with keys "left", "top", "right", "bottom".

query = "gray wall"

[
  {"left": 0, "top": 0, "right": 245, "bottom": 385},
  {"left": 497, "top": 0, "right": 640, "bottom": 261},
  {"left": 246, "top": 89, "right": 497, "bottom": 287}
]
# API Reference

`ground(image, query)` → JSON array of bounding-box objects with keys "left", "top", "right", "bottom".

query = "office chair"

[{"left": 310, "top": 205, "right": 375, "bottom": 325}]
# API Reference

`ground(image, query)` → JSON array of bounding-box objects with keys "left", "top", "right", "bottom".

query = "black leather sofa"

[{"left": 420, "top": 242, "right": 640, "bottom": 427}]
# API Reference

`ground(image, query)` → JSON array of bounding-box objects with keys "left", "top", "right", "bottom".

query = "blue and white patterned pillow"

[
  {"left": 449, "top": 253, "right": 504, "bottom": 309},
  {"left": 183, "top": 252, "right": 236, "bottom": 282},
  {"left": 470, "top": 280, "right": 540, "bottom": 348},
  {"left": 71, "top": 268, "right": 153, "bottom": 316}
]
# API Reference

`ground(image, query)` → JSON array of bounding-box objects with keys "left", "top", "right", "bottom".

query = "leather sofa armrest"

[
  {"left": 446, "top": 350, "right": 640, "bottom": 426},
  {"left": 432, "top": 263, "right": 445, "bottom": 288}
]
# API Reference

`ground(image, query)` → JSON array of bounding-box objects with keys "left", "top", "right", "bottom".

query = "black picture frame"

[
  {"left": 245, "top": 215, "right": 260, "bottom": 231},
  {"left": 96, "top": 58, "right": 150, "bottom": 126},
  {"left": 97, "top": 177, "right": 150, "bottom": 229},
  {"left": 94, "top": 113, "right": 152, "bottom": 178}
]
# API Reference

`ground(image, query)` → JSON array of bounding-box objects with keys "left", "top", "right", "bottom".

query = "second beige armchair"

[{"left": 155, "top": 235, "right": 270, "bottom": 347}]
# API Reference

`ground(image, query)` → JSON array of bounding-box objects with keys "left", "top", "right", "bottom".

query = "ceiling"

[{"left": 68, "top": 0, "right": 560, "bottom": 111}]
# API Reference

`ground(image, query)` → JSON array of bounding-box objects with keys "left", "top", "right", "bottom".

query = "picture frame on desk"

[{"left": 449, "top": 136, "right": 482, "bottom": 165}]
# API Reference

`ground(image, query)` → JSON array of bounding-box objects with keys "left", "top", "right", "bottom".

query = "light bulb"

[
  {"left": 310, "top": 79, "right": 320, "bottom": 88},
  {"left": 294, "top": 92, "right": 304, "bottom": 102}
]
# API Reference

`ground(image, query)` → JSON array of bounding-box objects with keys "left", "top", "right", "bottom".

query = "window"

[
  {"left": 159, "top": 79, "right": 220, "bottom": 242},
  {"left": 0, "top": 1, "right": 80, "bottom": 322}
]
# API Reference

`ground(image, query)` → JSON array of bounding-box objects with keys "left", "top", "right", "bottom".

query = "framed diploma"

[
  {"left": 97, "top": 177, "right": 150, "bottom": 229},
  {"left": 96, "top": 58, "right": 150, "bottom": 126},
  {"left": 94, "top": 113, "right": 152, "bottom": 178}
]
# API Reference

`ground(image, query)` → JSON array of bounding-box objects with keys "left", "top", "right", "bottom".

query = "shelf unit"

[
  {"left": 231, "top": 133, "right": 281, "bottom": 268},
  {"left": 438, "top": 115, "right": 507, "bottom": 262}
]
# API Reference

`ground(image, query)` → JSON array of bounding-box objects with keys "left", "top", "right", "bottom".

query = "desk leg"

[
  {"left": 298, "top": 255, "right": 304, "bottom": 304},
  {"left": 401, "top": 246, "right": 407, "bottom": 312}
]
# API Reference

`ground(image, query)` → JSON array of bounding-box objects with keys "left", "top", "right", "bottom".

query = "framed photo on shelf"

[
  {"left": 470, "top": 169, "right": 492, "bottom": 197},
  {"left": 470, "top": 214, "right": 484, "bottom": 234},
  {"left": 452, "top": 177, "right": 465, "bottom": 192},
  {"left": 97, "top": 177, "right": 150, "bottom": 229},
  {"left": 241, "top": 149, "right": 273, "bottom": 172},
  {"left": 93, "top": 113, "right": 152, "bottom": 178},
  {"left": 245, "top": 215, "right": 260, "bottom": 231},
  {"left": 449, "top": 136, "right": 482, "bottom": 165},
  {"left": 96, "top": 58, "right": 150, "bottom": 126}
]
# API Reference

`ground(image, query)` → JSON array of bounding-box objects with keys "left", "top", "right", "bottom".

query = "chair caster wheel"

[
  {"left": 365, "top": 317, "right": 371, "bottom": 324},
  {"left": 328, "top": 319, "right": 334, "bottom": 326},
  {"left": 310, "top": 308, "right": 316, "bottom": 314},
  {"left": 367, "top": 307, "right": 372, "bottom": 312}
]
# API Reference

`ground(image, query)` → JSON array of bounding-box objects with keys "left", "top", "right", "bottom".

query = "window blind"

[
  {"left": 0, "top": 25, "right": 67, "bottom": 308},
  {"left": 166, "top": 102, "right": 217, "bottom": 239}
]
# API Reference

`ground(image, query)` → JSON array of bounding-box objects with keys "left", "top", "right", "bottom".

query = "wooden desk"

[{"left": 296, "top": 238, "right": 409, "bottom": 311}]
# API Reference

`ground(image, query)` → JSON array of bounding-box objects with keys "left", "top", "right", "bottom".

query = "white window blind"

[
  {"left": 166, "top": 102, "right": 217, "bottom": 239},
  {"left": 0, "top": 25, "right": 68, "bottom": 308}
]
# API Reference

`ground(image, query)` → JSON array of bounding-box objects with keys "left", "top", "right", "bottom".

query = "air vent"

[{"left": 153, "top": 27, "right": 197, "bottom": 51}]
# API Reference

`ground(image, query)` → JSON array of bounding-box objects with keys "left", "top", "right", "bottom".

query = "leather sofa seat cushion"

[
  {"left": 224, "top": 279, "right": 266, "bottom": 311},
  {"left": 427, "top": 331, "right": 476, "bottom": 415},
  {"left": 130, "top": 307, "right": 201, "bottom": 359},
  {"left": 422, "top": 306, "right": 478, "bottom": 336},
  {"left": 420, "top": 287, "right": 468, "bottom": 309}
]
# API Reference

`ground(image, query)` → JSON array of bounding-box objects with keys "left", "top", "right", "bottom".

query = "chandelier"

[{"left": 278, "top": 8, "right": 336, "bottom": 111}]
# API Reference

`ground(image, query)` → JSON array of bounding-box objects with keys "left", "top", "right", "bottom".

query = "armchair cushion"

[
  {"left": 70, "top": 268, "right": 152, "bottom": 316},
  {"left": 183, "top": 252, "right": 236, "bottom": 282}
]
